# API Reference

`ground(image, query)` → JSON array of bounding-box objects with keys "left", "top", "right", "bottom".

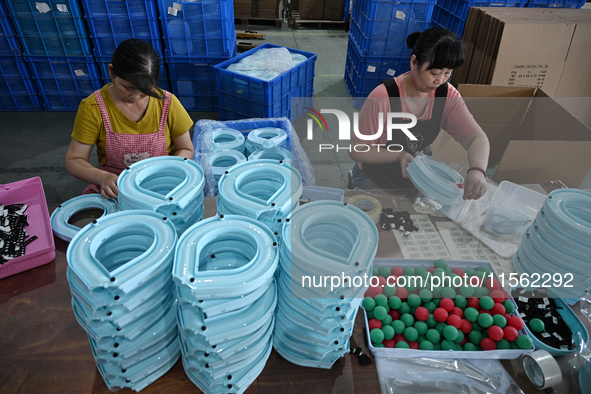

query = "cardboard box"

[
  {"left": 299, "top": 0, "right": 324, "bottom": 19},
  {"left": 431, "top": 84, "right": 591, "bottom": 188},
  {"left": 453, "top": 8, "right": 591, "bottom": 97},
  {"left": 323, "top": 0, "right": 344, "bottom": 21}
]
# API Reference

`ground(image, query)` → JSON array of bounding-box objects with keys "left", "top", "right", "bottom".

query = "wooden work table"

[{"left": 1, "top": 183, "right": 588, "bottom": 393}]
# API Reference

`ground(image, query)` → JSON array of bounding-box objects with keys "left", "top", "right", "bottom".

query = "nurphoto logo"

[{"left": 305, "top": 108, "right": 418, "bottom": 153}]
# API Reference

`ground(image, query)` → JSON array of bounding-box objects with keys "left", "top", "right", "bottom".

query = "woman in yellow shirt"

[{"left": 65, "top": 39, "right": 194, "bottom": 198}]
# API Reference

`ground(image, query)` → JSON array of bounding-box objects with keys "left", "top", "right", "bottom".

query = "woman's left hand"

[{"left": 462, "top": 170, "right": 487, "bottom": 200}]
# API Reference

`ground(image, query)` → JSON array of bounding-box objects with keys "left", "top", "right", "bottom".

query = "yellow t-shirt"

[{"left": 71, "top": 84, "right": 194, "bottom": 164}]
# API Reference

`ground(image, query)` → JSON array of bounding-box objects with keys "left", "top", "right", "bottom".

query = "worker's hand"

[
  {"left": 98, "top": 172, "right": 119, "bottom": 199},
  {"left": 400, "top": 152, "right": 414, "bottom": 179},
  {"left": 463, "top": 170, "right": 487, "bottom": 200}
]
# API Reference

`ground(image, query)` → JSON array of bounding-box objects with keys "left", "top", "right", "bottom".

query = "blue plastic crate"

[
  {"left": 96, "top": 56, "right": 169, "bottom": 91},
  {"left": 432, "top": 0, "right": 528, "bottom": 37},
  {"left": 81, "top": 0, "right": 163, "bottom": 57},
  {"left": 26, "top": 55, "right": 102, "bottom": 110},
  {"left": 527, "top": 0, "right": 585, "bottom": 7},
  {"left": 344, "top": 37, "right": 410, "bottom": 108},
  {"left": 0, "top": 1, "right": 21, "bottom": 55},
  {"left": 81, "top": 0, "right": 159, "bottom": 18},
  {"left": 157, "top": 0, "right": 236, "bottom": 58},
  {"left": 0, "top": 55, "right": 42, "bottom": 110},
  {"left": 167, "top": 57, "right": 224, "bottom": 111},
  {"left": 5, "top": 0, "right": 92, "bottom": 56},
  {"left": 214, "top": 43, "right": 316, "bottom": 120},
  {"left": 349, "top": 0, "right": 437, "bottom": 57}
]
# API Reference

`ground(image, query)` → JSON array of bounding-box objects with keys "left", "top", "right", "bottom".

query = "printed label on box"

[
  {"left": 367, "top": 66, "right": 376, "bottom": 73},
  {"left": 74, "top": 69, "right": 86, "bottom": 77},
  {"left": 386, "top": 69, "right": 396, "bottom": 76},
  {"left": 56, "top": 4, "right": 68, "bottom": 13},
  {"left": 36, "top": 2, "right": 51, "bottom": 14},
  {"left": 395, "top": 11, "right": 406, "bottom": 20}
]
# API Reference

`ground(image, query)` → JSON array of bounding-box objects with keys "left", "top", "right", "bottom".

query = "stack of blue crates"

[
  {"left": 345, "top": 0, "right": 437, "bottom": 108},
  {"left": 431, "top": 0, "right": 528, "bottom": 38},
  {"left": 157, "top": 0, "right": 237, "bottom": 111},
  {"left": 81, "top": 0, "right": 168, "bottom": 91},
  {"left": 0, "top": 0, "right": 41, "bottom": 111},
  {"left": 213, "top": 43, "right": 317, "bottom": 120},
  {"left": 4, "top": 0, "right": 100, "bottom": 110}
]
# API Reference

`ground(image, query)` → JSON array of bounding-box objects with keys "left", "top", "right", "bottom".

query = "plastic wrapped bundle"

[{"left": 244, "top": 127, "right": 288, "bottom": 156}]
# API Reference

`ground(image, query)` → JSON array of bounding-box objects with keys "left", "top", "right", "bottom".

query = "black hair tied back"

[
  {"left": 111, "top": 39, "right": 163, "bottom": 99},
  {"left": 406, "top": 27, "right": 465, "bottom": 71}
]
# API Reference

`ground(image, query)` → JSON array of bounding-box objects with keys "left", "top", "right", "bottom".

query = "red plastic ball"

[
  {"left": 440, "top": 298, "right": 455, "bottom": 312},
  {"left": 503, "top": 326, "right": 519, "bottom": 342},
  {"left": 489, "top": 289, "right": 506, "bottom": 303},
  {"left": 447, "top": 314, "right": 462, "bottom": 329},
  {"left": 460, "top": 319, "right": 472, "bottom": 334},
  {"left": 480, "top": 337, "right": 497, "bottom": 351},
  {"left": 396, "top": 286, "right": 408, "bottom": 300},
  {"left": 389, "top": 309, "right": 402, "bottom": 321},
  {"left": 507, "top": 316, "right": 524, "bottom": 331},
  {"left": 368, "top": 318, "right": 382, "bottom": 330},
  {"left": 467, "top": 297, "right": 480, "bottom": 309},
  {"left": 452, "top": 268, "right": 465, "bottom": 277},
  {"left": 485, "top": 278, "right": 502, "bottom": 291},
  {"left": 383, "top": 339, "right": 395, "bottom": 348},
  {"left": 414, "top": 306, "right": 429, "bottom": 321},
  {"left": 452, "top": 306, "right": 464, "bottom": 318},
  {"left": 491, "top": 303, "right": 506, "bottom": 316},
  {"left": 408, "top": 341, "right": 420, "bottom": 349},
  {"left": 393, "top": 334, "right": 406, "bottom": 343},
  {"left": 391, "top": 266, "right": 404, "bottom": 277},
  {"left": 427, "top": 267, "right": 435, "bottom": 273},
  {"left": 488, "top": 325, "right": 504, "bottom": 341},
  {"left": 434, "top": 308, "right": 449, "bottom": 322}
]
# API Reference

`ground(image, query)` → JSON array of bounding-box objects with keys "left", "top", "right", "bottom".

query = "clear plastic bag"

[
  {"left": 193, "top": 117, "right": 315, "bottom": 196},
  {"left": 225, "top": 47, "right": 300, "bottom": 81},
  {"left": 376, "top": 357, "right": 524, "bottom": 394}
]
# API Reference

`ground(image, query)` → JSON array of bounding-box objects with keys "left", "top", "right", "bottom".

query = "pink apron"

[{"left": 83, "top": 90, "right": 171, "bottom": 195}]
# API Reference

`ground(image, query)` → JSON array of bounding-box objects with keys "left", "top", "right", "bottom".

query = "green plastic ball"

[
  {"left": 423, "top": 301, "right": 437, "bottom": 313},
  {"left": 425, "top": 315, "right": 437, "bottom": 328},
  {"left": 407, "top": 294, "right": 422, "bottom": 308},
  {"left": 420, "top": 340, "right": 435, "bottom": 350},
  {"left": 468, "top": 330, "right": 483, "bottom": 345},
  {"left": 395, "top": 341, "right": 410, "bottom": 348},
  {"left": 496, "top": 338, "right": 511, "bottom": 349},
  {"left": 426, "top": 328, "right": 441, "bottom": 343},
  {"left": 440, "top": 339, "right": 455, "bottom": 350},
  {"left": 362, "top": 297, "right": 376, "bottom": 312},
  {"left": 403, "top": 266, "right": 416, "bottom": 276},
  {"left": 388, "top": 296, "right": 402, "bottom": 310},
  {"left": 502, "top": 299, "right": 516, "bottom": 314},
  {"left": 454, "top": 330, "right": 465, "bottom": 344},
  {"left": 529, "top": 318, "right": 545, "bottom": 333},
  {"left": 454, "top": 295, "right": 467, "bottom": 309},
  {"left": 477, "top": 313, "right": 494, "bottom": 328},
  {"left": 378, "top": 266, "right": 391, "bottom": 279},
  {"left": 382, "top": 324, "right": 395, "bottom": 340},
  {"left": 463, "top": 342, "right": 479, "bottom": 351},
  {"left": 400, "top": 313, "right": 414, "bottom": 327},
  {"left": 383, "top": 284, "right": 397, "bottom": 298},
  {"left": 443, "top": 325, "right": 459, "bottom": 341},
  {"left": 370, "top": 328, "right": 384, "bottom": 344},
  {"left": 414, "top": 321, "right": 429, "bottom": 336},
  {"left": 459, "top": 285, "right": 475, "bottom": 298},
  {"left": 399, "top": 302, "right": 411, "bottom": 315},
  {"left": 464, "top": 307, "right": 479, "bottom": 322},
  {"left": 381, "top": 314, "right": 393, "bottom": 326},
  {"left": 372, "top": 266, "right": 379, "bottom": 277},
  {"left": 516, "top": 334, "right": 533, "bottom": 349},
  {"left": 434, "top": 259, "right": 448, "bottom": 269},
  {"left": 479, "top": 296, "right": 494, "bottom": 310},
  {"left": 373, "top": 305, "right": 388, "bottom": 320},
  {"left": 404, "top": 327, "right": 419, "bottom": 342},
  {"left": 492, "top": 314, "right": 507, "bottom": 328},
  {"left": 418, "top": 289, "right": 433, "bottom": 303},
  {"left": 392, "top": 320, "right": 406, "bottom": 334},
  {"left": 375, "top": 294, "right": 389, "bottom": 308},
  {"left": 441, "top": 287, "right": 457, "bottom": 299}
]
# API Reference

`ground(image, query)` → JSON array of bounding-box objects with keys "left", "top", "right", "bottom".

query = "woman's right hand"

[
  {"left": 98, "top": 171, "right": 119, "bottom": 199},
  {"left": 400, "top": 152, "right": 414, "bottom": 179}
]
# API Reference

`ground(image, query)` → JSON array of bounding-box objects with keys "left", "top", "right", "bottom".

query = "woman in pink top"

[{"left": 350, "top": 27, "right": 490, "bottom": 200}]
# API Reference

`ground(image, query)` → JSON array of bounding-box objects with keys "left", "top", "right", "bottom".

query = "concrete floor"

[{"left": 1, "top": 23, "right": 590, "bottom": 211}]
